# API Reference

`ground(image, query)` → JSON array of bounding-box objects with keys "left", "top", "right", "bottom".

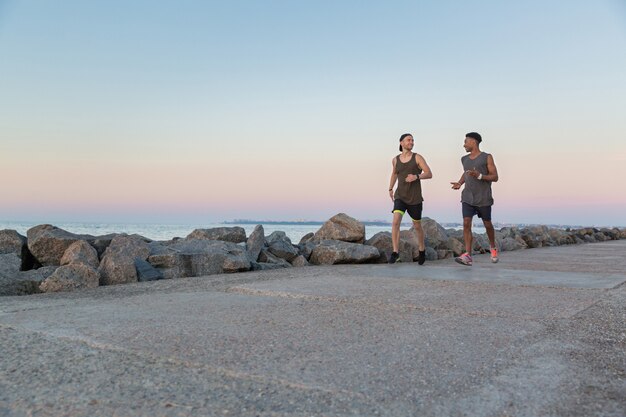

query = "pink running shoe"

[
  {"left": 455, "top": 252, "right": 473, "bottom": 266},
  {"left": 490, "top": 248, "right": 499, "bottom": 263}
]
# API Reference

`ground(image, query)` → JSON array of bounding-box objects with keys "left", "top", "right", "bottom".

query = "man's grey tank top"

[
  {"left": 394, "top": 153, "right": 423, "bottom": 205},
  {"left": 461, "top": 152, "right": 493, "bottom": 207}
]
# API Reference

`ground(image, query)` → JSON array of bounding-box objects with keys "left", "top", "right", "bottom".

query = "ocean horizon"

[{"left": 0, "top": 220, "right": 488, "bottom": 243}]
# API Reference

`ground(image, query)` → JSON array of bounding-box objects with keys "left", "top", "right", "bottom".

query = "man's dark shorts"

[
  {"left": 392, "top": 200, "right": 423, "bottom": 221},
  {"left": 462, "top": 202, "right": 492, "bottom": 221}
]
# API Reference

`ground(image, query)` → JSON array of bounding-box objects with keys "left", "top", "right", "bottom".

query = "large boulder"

[
  {"left": 299, "top": 232, "right": 315, "bottom": 244},
  {"left": 186, "top": 227, "right": 246, "bottom": 243},
  {"left": 40, "top": 264, "right": 100, "bottom": 293},
  {"left": 309, "top": 240, "right": 379, "bottom": 265},
  {"left": 0, "top": 264, "right": 57, "bottom": 296},
  {"left": 365, "top": 232, "right": 413, "bottom": 263},
  {"left": 0, "top": 253, "right": 22, "bottom": 281},
  {"left": 0, "top": 230, "right": 26, "bottom": 256},
  {"left": 472, "top": 234, "right": 491, "bottom": 253},
  {"left": 520, "top": 226, "right": 553, "bottom": 248},
  {"left": 500, "top": 237, "right": 527, "bottom": 251},
  {"left": 27, "top": 225, "right": 84, "bottom": 266},
  {"left": 421, "top": 218, "right": 449, "bottom": 249},
  {"left": 258, "top": 249, "right": 291, "bottom": 268},
  {"left": 246, "top": 225, "right": 266, "bottom": 262},
  {"left": 290, "top": 255, "right": 310, "bottom": 267},
  {"left": 148, "top": 239, "right": 251, "bottom": 279},
  {"left": 297, "top": 241, "right": 318, "bottom": 261},
  {"left": 60, "top": 240, "right": 99, "bottom": 269},
  {"left": 98, "top": 235, "right": 151, "bottom": 286},
  {"left": 134, "top": 259, "right": 164, "bottom": 282},
  {"left": 446, "top": 237, "right": 465, "bottom": 257},
  {"left": 266, "top": 231, "right": 298, "bottom": 261},
  {"left": 399, "top": 229, "right": 423, "bottom": 260},
  {"left": 313, "top": 213, "right": 365, "bottom": 244},
  {"left": 620, "top": 228, "right": 626, "bottom": 239}
]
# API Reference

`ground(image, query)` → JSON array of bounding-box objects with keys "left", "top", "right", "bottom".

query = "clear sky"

[{"left": 1, "top": 0, "right": 625, "bottom": 226}]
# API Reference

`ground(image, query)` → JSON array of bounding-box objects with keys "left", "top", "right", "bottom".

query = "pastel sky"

[{"left": 1, "top": 1, "right": 625, "bottom": 226}]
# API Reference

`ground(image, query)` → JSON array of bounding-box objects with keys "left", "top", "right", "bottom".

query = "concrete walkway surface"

[{"left": 1, "top": 241, "right": 625, "bottom": 416}]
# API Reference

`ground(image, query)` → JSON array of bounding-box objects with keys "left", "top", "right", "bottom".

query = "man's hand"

[
  {"left": 466, "top": 169, "right": 480, "bottom": 178},
  {"left": 450, "top": 182, "right": 461, "bottom": 190},
  {"left": 389, "top": 189, "right": 394, "bottom": 201},
  {"left": 405, "top": 174, "right": 418, "bottom": 183}
]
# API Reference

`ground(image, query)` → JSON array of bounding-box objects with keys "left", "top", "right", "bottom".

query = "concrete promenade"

[{"left": 1, "top": 241, "right": 625, "bottom": 416}]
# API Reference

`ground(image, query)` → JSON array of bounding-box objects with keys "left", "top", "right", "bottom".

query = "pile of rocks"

[{"left": 1, "top": 214, "right": 624, "bottom": 295}]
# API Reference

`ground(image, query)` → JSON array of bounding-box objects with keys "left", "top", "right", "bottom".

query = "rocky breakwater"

[{"left": 1, "top": 216, "right": 625, "bottom": 295}]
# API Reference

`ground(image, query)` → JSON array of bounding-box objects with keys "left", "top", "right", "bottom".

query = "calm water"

[{"left": 0, "top": 221, "right": 484, "bottom": 243}]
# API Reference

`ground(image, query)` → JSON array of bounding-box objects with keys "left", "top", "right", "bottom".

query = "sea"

[{"left": 0, "top": 221, "right": 485, "bottom": 243}]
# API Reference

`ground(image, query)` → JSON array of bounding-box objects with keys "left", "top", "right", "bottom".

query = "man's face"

[
  {"left": 463, "top": 137, "right": 475, "bottom": 152},
  {"left": 402, "top": 135, "right": 414, "bottom": 151}
]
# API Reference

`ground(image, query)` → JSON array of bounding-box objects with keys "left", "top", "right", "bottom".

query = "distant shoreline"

[{"left": 221, "top": 219, "right": 607, "bottom": 229}]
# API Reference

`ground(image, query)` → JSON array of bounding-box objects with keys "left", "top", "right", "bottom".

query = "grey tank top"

[
  {"left": 394, "top": 153, "right": 423, "bottom": 205},
  {"left": 461, "top": 152, "right": 493, "bottom": 207}
]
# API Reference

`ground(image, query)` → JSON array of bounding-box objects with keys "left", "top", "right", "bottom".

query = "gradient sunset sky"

[{"left": 1, "top": 1, "right": 625, "bottom": 226}]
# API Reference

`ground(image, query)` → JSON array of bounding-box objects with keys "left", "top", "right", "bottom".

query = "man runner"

[
  {"left": 388, "top": 133, "right": 433, "bottom": 265},
  {"left": 450, "top": 132, "right": 499, "bottom": 266}
]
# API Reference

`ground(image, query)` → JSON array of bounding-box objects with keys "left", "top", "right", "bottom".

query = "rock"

[
  {"left": 299, "top": 232, "right": 315, "bottom": 244},
  {"left": 40, "top": 264, "right": 100, "bottom": 293},
  {"left": 266, "top": 231, "right": 298, "bottom": 261},
  {"left": 472, "top": 234, "right": 490, "bottom": 254},
  {"left": 446, "top": 237, "right": 465, "bottom": 257},
  {"left": 290, "top": 255, "right": 310, "bottom": 267},
  {"left": 313, "top": 213, "right": 365, "bottom": 243},
  {"left": 0, "top": 253, "right": 21, "bottom": 280},
  {"left": 258, "top": 249, "right": 291, "bottom": 267},
  {"left": 298, "top": 241, "right": 318, "bottom": 261},
  {"left": 620, "top": 228, "right": 626, "bottom": 239},
  {"left": 601, "top": 228, "right": 619, "bottom": 240},
  {"left": 520, "top": 226, "right": 553, "bottom": 248},
  {"left": 0, "top": 265, "right": 57, "bottom": 296},
  {"left": 436, "top": 249, "right": 451, "bottom": 260},
  {"left": 0, "top": 230, "right": 26, "bottom": 256},
  {"left": 500, "top": 237, "right": 526, "bottom": 251},
  {"left": 246, "top": 225, "right": 265, "bottom": 262},
  {"left": 250, "top": 262, "right": 290, "bottom": 271},
  {"left": 583, "top": 234, "right": 596, "bottom": 243},
  {"left": 98, "top": 235, "right": 151, "bottom": 286},
  {"left": 148, "top": 239, "right": 251, "bottom": 279},
  {"left": 186, "top": 227, "right": 246, "bottom": 243},
  {"left": 365, "top": 232, "right": 412, "bottom": 263},
  {"left": 309, "top": 240, "right": 379, "bottom": 265},
  {"left": 134, "top": 259, "right": 164, "bottom": 282},
  {"left": 594, "top": 232, "right": 608, "bottom": 242},
  {"left": 60, "top": 240, "right": 99, "bottom": 269},
  {"left": 421, "top": 218, "right": 448, "bottom": 249},
  {"left": 399, "top": 229, "right": 421, "bottom": 260},
  {"left": 27, "top": 225, "right": 84, "bottom": 266},
  {"left": 425, "top": 247, "right": 438, "bottom": 261},
  {"left": 89, "top": 234, "right": 119, "bottom": 258}
]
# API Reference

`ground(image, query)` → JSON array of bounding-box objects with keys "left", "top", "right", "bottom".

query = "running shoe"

[
  {"left": 388, "top": 252, "right": 400, "bottom": 264},
  {"left": 455, "top": 252, "right": 473, "bottom": 266},
  {"left": 490, "top": 248, "right": 499, "bottom": 263},
  {"left": 417, "top": 250, "right": 426, "bottom": 265}
]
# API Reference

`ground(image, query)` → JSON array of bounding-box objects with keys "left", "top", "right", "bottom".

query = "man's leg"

[
  {"left": 483, "top": 217, "right": 499, "bottom": 263},
  {"left": 390, "top": 211, "right": 403, "bottom": 263},
  {"left": 463, "top": 216, "right": 473, "bottom": 254},
  {"left": 412, "top": 220, "right": 425, "bottom": 251},
  {"left": 483, "top": 219, "right": 496, "bottom": 248}
]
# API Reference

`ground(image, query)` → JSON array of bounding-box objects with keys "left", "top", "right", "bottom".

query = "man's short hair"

[{"left": 465, "top": 132, "right": 482, "bottom": 144}]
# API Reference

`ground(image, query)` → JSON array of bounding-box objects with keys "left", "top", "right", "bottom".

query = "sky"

[{"left": 1, "top": 0, "right": 625, "bottom": 226}]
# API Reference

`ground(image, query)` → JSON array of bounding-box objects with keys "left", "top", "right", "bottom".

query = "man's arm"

[
  {"left": 389, "top": 157, "right": 398, "bottom": 201},
  {"left": 415, "top": 154, "right": 432, "bottom": 180},
  {"left": 484, "top": 154, "right": 498, "bottom": 182}
]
